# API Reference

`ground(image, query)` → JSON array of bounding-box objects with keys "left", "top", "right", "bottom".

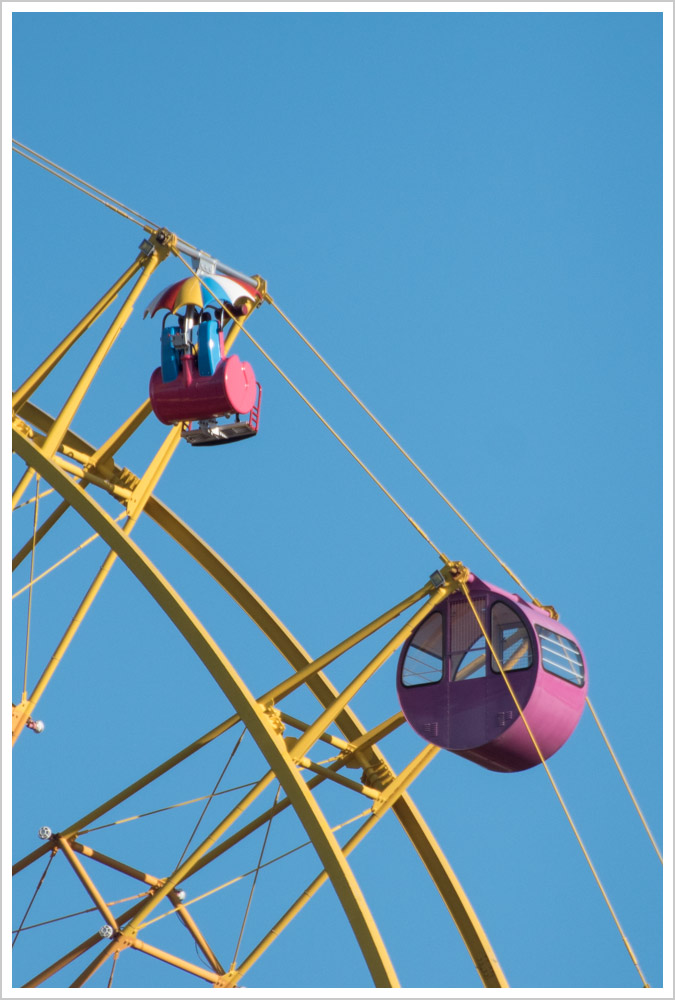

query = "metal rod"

[
  {"left": 56, "top": 837, "right": 119, "bottom": 930},
  {"left": 12, "top": 426, "right": 181, "bottom": 744},
  {"left": 21, "top": 898, "right": 148, "bottom": 987},
  {"left": 289, "top": 584, "right": 452, "bottom": 762},
  {"left": 230, "top": 745, "right": 438, "bottom": 986},
  {"left": 174, "top": 237, "right": 258, "bottom": 287},
  {"left": 167, "top": 889, "right": 225, "bottom": 975},
  {"left": 69, "top": 841, "right": 161, "bottom": 887},
  {"left": 12, "top": 239, "right": 166, "bottom": 508},
  {"left": 125, "top": 772, "right": 276, "bottom": 934},
  {"left": 131, "top": 936, "right": 223, "bottom": 985},
  {"left": 11, "top": 255, "right": 143, "bottom": 412},
  {"left": 262, "top": 581, "right": 433, "bottom": 706}
]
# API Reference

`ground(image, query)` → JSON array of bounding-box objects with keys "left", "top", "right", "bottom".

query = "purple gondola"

[{"left": 397, "top": 574, "right": 587, "bottom": 772}]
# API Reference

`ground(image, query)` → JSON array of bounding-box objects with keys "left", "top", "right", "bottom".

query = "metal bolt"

[
  {"left": 98, "top": 924, "right": 114, "bottom": 939},
  {"left": 38, "top": 826, "right": 52, "bottom": 840}
]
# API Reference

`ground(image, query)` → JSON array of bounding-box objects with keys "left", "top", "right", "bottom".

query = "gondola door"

[{"left": 447, "top": 594, "right": 490, "bottom": 750}]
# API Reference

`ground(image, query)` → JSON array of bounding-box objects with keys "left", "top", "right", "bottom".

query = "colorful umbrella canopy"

[{"left": 144, "top": 273, "right": 259, "bottom": 318}]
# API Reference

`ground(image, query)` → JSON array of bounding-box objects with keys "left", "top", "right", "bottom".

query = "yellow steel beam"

[
  {"left": 16, "top": 400, "right": 101, "bottom": 463},
  {"left": 12, "top": 433, "right": 400, "bottom": 987},
  {"left": 70, "top": 938, "right": 119, "bottom": 988},
  {"left": 12, "top": 542, "right": 121, "bottom": 745},
  {"left": 22, "top": 848, "right": 222, "bottom": 983},
  {"left": 13, "top": 497, "right": 71, "bottom": 571},
  {"left": 342, "top": 712, "right": 407, "bottom": 759},
  {"left": 12, "top": 233, "right": 170, "bottom": 509},
  {"left": 131, "top": 936, "right": 223, "bottom": 985},
  {"left": 12, "top": 425, "right": 181, "bottom": 744},
  {"left": 56, "top": 837, "right": 120, "bottom": 930},
  {"left": 262, "top": 581, "right": 433, "bottom": 706},
  {"left": 167, "top": 889, "right": 226, "bottom": 976},
  {"left": 12, "top": 255, "right": 144, "bottom": 413},
  {"left": 227, "top": 745, "right": 439, "bottom": 986},
  {"left": 127, "top": 770, "right": 277, "bottom": 934},
  {"left": 288, "top": 585, "right": 453, "bottom": 763},
  {"left": 294, "top": 752, "right": 381, "bottom": 800},
  {"left": 69, "top": 841, "right": 162, "bottom": 887},
  {"left": 56, "top": 716, "right": 242, "bottom": 841},
  {"left": 124, "top": 423, "right": 182, "bottom": 521},
  {"left": 186, "top": 770, "right": 331, "bottom": 878},
  {"left": 12, "top": 400, "right": 153, "bottom": 572},
  {"left": 22, "top": 897, "right": 149, "bottom": 988},
  {"left": 387, "top": 796, "right": 507, "bottom": 987},
  {"left": 140, "top": 499, "right": 508, "bottom": 985},
  {"left": 281, "top": 710, "right": 406, "bottom": 763},
  {"left": 12, "top": 408, "right": 507, "bottom": 987}
]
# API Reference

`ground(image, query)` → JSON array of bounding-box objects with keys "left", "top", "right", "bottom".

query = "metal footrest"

[{"left": 183, "top": 420, "right": 257, "bottom": 447}]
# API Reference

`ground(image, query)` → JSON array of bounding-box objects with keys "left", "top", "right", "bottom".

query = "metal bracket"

[{"left": 194, "top": 257, "right": 216, "bottom": 276}]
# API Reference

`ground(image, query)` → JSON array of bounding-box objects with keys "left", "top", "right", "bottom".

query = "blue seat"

[
  {"left": 197, "top": 319, "right": 221, "bottom": 376},
  {"left": 161, "top": 324, "right": 181, "bottom": 382}
]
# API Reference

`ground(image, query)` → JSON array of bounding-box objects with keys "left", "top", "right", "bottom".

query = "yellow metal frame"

[{"left": 12, "top": 231, "right": 508, "bottom": 989}]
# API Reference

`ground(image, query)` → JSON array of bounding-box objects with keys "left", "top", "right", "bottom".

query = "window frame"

[
  {"left": 489, "top": 600, "right": 534, "bottom": 675},
  {"left": 400, "top": 610, "right": 445, "bottom": 688},
  {"left": 535, "top": 624, "right": 585, "bottom": 687}
]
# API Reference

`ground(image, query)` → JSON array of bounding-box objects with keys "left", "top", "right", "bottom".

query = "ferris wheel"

[{"left": 10, "top": 143, "right": 662, "bottom": 990}]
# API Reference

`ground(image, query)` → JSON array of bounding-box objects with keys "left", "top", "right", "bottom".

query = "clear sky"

[{"left": 6, "top": 5, "right": 670, "bottom": 995}]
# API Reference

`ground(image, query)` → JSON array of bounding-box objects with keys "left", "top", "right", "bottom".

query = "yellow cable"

[
  {"left": 12, "top": 513, "right": 126, "bottom": 600},
  {"left": 267, "top": 295, "right": 546, "bottom": 608},
  {"left": 13, "top": 487, "right": 55, "bottom": 509},
  {"left": 13, "top": 891, "right": 150, "bottom": 934},
  {"left": 585, "top": 696, "right": 662, "bottom": 864},
  {"left": 13, "top": 141, "right": 159, "bottom": 229},
  {"left": 12, "top": 146, "right": 151, "bottom": 232},
  {"left": 137, "top": 807, "right": 373, "bottom": 930},
  {"left": 78, "top": 781, "right": 260, "bottom": 835},
  {"left": 459, "top": 582, "right": 650, "bottom": 988},
  {"left": 172, "top": 251, "right": 449, "bottom": 562}
]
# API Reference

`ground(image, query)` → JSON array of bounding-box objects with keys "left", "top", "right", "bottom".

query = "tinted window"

[
  {"left": 536, "top": 625, "right": 585, "bottom": 686},
  {"left": 401, "top": 612, "right": 443, "bottom": 686},
  {"left": 490, "top": 602, "right": 532, "bottom": 673}
]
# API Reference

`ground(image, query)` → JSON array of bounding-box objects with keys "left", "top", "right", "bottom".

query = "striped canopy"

[{"left": 144, "top": 273, "right": 259, "bottom": 318}]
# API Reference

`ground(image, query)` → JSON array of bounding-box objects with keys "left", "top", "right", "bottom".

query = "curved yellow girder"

[
  {"left": 13, "top": 429, "right": 399, "bottom": 987},
  {"left": 13, "top": 405, "right": 508, "bottom": 988}
]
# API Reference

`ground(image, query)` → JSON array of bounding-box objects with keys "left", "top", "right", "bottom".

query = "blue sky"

[{"left": 6, "top": 7, "right": 670, "bottom": 994}]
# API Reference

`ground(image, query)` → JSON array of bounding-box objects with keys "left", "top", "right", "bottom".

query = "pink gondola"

[
  {"left": 397, "top": 575, "right": 587, "bottom": 772},
  {"left": 145, "top": 273, "right": 262, "bottom": 447}
]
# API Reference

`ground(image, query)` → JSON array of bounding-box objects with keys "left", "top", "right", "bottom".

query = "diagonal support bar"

[
  {"left": 12, "top": 425, "right": 182, "bottom": 744},
  {"left": 56, "top": 836, "right": 120, "bottom": 930},
  {"left": 12, "top": 233, "right": 170, "bottom": 508},
  {"left": 12, "top": 255, "right": 144, "bottom": 413},
  {"left": 288, "top": 583, "right": 453, "bottom": 762}
]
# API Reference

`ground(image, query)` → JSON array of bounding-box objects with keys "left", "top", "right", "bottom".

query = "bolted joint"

[
  {"left": 139, "top": 228, "right": 176, "bottom": 262},
  {"left": 252, "top": 275, "right": 268, "bottom": 304},
  {"left": 539, "top": 604, "right": 559, "bottom": 621},
  {"left": 115, "top": 467, "right": 141, "bottom": 492},
  {"left": 360, "top": 759, "right": 394, "bottom": 792},
  {"left": 263, "top": 704, "right": 286, "bottom": 737},
  {"left": 436, "top": 560, "right": 471, "bottom": 588},
  {"left": 115, "top": 927, "right": 138, "bottom": 950}
]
